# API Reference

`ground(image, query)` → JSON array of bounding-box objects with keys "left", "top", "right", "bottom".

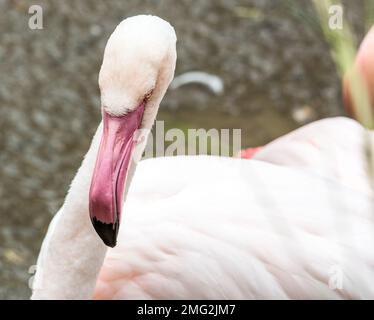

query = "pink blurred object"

[{"left": 238, "top": 147, "right": 263, "bottom": 159}]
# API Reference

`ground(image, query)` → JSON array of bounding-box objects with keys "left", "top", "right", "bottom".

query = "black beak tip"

[{"left": 91, "top": 217, "right": 119, "bottom": 248}]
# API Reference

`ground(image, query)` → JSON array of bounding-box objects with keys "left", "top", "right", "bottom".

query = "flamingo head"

[
  {"left": 89, "top": 15, "right": 177, "bottom": 247},
  {"left": 343, "top": 26, "right": 374, "bottom": 118}
]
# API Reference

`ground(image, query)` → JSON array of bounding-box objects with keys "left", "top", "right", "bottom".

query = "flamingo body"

[{"left": 95, "top": 151, "right": 374, "bottom": 299}]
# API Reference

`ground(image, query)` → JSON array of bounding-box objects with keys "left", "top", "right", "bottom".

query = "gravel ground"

[{"left": 0, "top": 0, "right": 368, "bottom": 299}]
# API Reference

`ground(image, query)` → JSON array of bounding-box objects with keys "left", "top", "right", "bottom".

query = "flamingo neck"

[{"left": 31, "top": 122, "right": 109, "bottom": 299}]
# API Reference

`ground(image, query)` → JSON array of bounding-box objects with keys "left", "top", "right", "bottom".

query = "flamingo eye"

[{"left": 144, "top": 89, "right": 154, "bottom": 102}]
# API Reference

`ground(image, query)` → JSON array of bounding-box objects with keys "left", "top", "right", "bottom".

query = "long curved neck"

[{"left": 31, "top": 122, "right": 109, "bottom": 299}]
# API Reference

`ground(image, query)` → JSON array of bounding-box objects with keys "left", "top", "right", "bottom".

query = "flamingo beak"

[{"left": 89, "top": 103, "right": 145, "bottom": 247}]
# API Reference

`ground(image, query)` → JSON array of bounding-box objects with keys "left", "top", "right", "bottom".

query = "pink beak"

[{"left": 89, "top": 103, "right": 145, "bottom": 247}]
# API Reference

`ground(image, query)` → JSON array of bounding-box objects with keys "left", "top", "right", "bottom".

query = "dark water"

[{"left": 0, "top": 0, "right": 367, "bottom": 299}]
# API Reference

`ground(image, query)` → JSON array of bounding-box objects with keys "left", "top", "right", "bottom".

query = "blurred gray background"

[{"left": 0, "top": 0, "right": 368, "bottom": 299}]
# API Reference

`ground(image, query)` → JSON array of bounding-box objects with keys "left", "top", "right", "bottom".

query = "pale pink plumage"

[{"left": 93, "top": 117, "right": 374, "bottom": 299}]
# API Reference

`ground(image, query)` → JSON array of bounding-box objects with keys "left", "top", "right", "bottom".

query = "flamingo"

[
  {"left": 31, "top": 16, "right": 374, "bottom": 300},
  {"left": 343, "top": 26, "right": 374, "bottom": 121}
]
